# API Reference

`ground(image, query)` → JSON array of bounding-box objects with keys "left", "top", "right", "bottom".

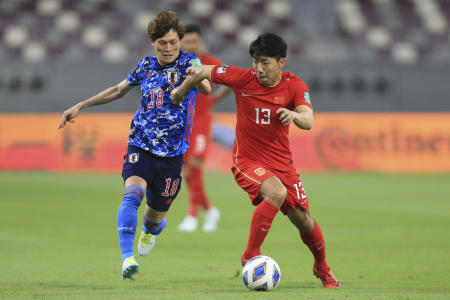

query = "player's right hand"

[
  {"left": 58, "top": 105, "right": 81, "bottom": 129},
  {"left": 171, "top": 87, "right": 184, "bottom": 105}
]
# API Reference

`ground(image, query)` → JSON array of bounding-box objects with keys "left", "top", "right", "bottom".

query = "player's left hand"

[{"left": 276, "top": 108, "right": 295, "bottom": 126}]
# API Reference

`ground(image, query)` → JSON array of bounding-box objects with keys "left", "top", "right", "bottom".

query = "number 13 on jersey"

[{"left": 255, "top": 107, "right": 271, "bottom": 124}]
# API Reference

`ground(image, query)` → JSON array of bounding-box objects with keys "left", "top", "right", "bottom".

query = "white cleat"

[
  {"left": 202, "top": 207, "right": 220, "bottom": 232},
  {"left": 138, "top": 231, "right": 156, "bottom": 256},
  {"left": 177, "top": 215, "right": 198, "bottom": 232},
  {"left": 122, "top": 256, "right": 139, "bottom": 279}
]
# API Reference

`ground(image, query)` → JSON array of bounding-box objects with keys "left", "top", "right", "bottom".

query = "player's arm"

[
  {"left": 171, "top": 65, "right": 214, "bottom": 104},
  {"left": 212, "top": 85, "right": 232, "bottom": 102},
  {"left": 196, "top": 79, "right": 212, "bottom": 95},
  {"left": 58, "top": 80, "right": 133, "bottom": 129},
  {"left": 276, "top": 105, "right": 313, "bottom": 130}
]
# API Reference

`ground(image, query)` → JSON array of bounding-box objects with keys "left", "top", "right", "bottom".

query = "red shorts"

[
  {"left": 231, "top": 160, "right": 309, "bottom": 214},
  {"left": 185, "top": 131, "right": 210, "bottom": 160}
]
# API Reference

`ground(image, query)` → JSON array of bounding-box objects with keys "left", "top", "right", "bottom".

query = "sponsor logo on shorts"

[
  {"left": 128, "top": 153, "right": 139, "bottom": 163},
  {"left": 254, "top": 167, "right": 266, "bottom": 176}
]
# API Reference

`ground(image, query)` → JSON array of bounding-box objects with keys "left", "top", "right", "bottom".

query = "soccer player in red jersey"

[
  {"left": 172, "top": 33, "right": 340, "bottom": 288},
  {"left": 177, "top": 24, "right": 231, "bottom": 232}
]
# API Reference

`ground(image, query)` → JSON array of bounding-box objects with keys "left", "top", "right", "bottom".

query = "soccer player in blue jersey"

[{"left": 58, "top": 11, "right": 211, "bottom": 279}]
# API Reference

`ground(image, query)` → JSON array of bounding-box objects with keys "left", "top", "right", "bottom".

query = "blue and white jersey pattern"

[{"left": 126, "top": 51, "right": 201, "bottom": 157}]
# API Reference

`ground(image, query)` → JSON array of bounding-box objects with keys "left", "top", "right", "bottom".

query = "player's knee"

[
  {"left": 122, "top": 185, "right": 145, "bottom": 207},
  {"left": 263, "top": 185, "right": 287, "bottom": 208},
  {"left": 276, "top": 186, "right": 288, "bottom": 205},
  {"left": 260, "top": 177, "right": 287, "bottom": 207}
]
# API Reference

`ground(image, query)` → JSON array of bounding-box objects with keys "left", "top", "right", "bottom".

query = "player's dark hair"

[
  {"left": 184, "top": 24, "right": 202, "bottom": 36},
  {"left": 249, "top": 33, "right": 287, "bottom": 60},
  {"left": 148, "top": 11, "right": 185, "bottom": 41}
]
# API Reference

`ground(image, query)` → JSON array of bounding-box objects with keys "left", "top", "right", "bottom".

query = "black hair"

[
  {"left": 249, "top": 33, "right": 287, "bottom": 60},
  {"left": 184, "top": 24, "right": 202, "bottom": 36}
]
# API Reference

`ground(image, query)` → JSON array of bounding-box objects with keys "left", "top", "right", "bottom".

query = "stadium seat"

[{"left": 0, "top": 0, "right": 449, "bottom": 64}]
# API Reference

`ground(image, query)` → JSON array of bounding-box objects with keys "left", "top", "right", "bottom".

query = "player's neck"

[{"left": 265, "top": 73, "right": 282, "bottom": 88}]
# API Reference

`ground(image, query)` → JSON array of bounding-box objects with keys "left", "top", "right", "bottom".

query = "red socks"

[
  {"left": 186, "top": 165, "right": 211, "bottom": 217},
  {"left": 300, "top": 219, "right": 327, "bottom": 268},
  {"left": 242, "top": 202, "right": 328, "bottom": 269},
  {"left": 243, "top": 200, "right": 279, "bottom": 260}
]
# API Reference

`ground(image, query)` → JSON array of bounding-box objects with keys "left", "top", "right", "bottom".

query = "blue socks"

[
  {"left": 143, "top": 216, "right": 167, "bottom": 235},
  {"left": 117, "top": 185, "right": 145, "bottom": 262}
]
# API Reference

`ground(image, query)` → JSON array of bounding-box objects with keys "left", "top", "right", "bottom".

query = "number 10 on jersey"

[{"left": 255, "top": 108, "right": 270, "bottom": 124}]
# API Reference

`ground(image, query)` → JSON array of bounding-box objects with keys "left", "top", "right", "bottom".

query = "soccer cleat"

[
  {"left": 241, "top": 251, "right": 260, "bottom": 266},
  {"left": 241, "top": 254, "right": 248, "bottom": 266},
  {"left": 202, "top": 206, "right": 220, "bottom": 232},
  {"left": 138, "top": 230, "right": 156, "bottom": 256},
  {"left": 122, "top": 256, "right": 139, "bottom": 279},
  {"left": 177, "top": 215, "right": 198, "bottom": 232},
  {"left": 313, "top": 263, "right": 341, "bottom": 288}
]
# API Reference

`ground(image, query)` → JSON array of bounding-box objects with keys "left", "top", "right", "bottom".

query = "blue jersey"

[{"left": 126, "top": 51, "right": 201, "bottom": 157}]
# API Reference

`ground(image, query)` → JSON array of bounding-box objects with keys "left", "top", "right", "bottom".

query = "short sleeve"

[
  {"left": 126, "top": 59, "right": 144, "bottom": 86},
  {"left": 293, "top": 79, "right": 313, "bottom": 110},
  {"left": 210, "top": 65, "right": 249, "bottom": 89}
]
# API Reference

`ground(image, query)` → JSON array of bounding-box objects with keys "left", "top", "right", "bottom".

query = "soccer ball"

[{"left": 242, "top": 255, "right": 281, "bottom": 291}]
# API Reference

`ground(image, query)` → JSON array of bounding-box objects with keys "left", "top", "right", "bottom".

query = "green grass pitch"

[{"left": 0, "top": 171, "right": 449, "bottom": 299}]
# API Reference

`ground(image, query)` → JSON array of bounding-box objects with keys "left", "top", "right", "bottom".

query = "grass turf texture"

[{"left": 0, "top": 171, "right": 449, "bottom": 299}]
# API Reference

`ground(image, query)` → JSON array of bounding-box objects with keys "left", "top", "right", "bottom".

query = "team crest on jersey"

[
  {"left": 216, "top": 65, "right": 228, "bottom": 73},
  {"left": 128, "top": 153, "right": 139, "bottom": 163},
  {"left": 167, "top": 69, "right": 180, "bottom": 85},
  {"left": 254, "top": 167, "right": 266, "bottom": 176}
]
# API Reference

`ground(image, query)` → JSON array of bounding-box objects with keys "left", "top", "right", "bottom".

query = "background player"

[
  {"left": 58, "top": 11, "right": 210, "bottom": 279},
  {"left": 177, "top": 24, "right": 231, "bottom": 232},
  {"left": 171, "top": 33, "right": 340, "bottom": 288}
]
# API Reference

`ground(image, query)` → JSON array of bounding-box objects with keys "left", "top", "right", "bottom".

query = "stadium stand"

[
  {"left": 1, "top": 0, "right": 449, "bottom": 64},
  {"left": 1, "top": 0, "right": 450, "bottom": 113}
]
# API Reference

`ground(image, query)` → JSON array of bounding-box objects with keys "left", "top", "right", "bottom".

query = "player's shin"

[
  {"left": 187, "top": 165, "right": 210, "bottom": 215},
  {"left": 299, "top": 219, "right": 327, "bottom": 268},
  {"left": 117, "top": 185, "right": 145, "bottom": 261},
  {"left": 242, "top": 200, "right": 279, "bottom": 263},
  {"left": 143, "top": 216, "right": 167, "bottom": 235}
]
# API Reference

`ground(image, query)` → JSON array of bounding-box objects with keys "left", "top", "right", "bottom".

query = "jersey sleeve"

[
  {"left": 293, "top": 79, "right": 313, "bottom": 110},
  {"left": 188, "top": 57, "right": 202, "bottom": 68},
  {"left": 210, "top": 65, "right": 249, "bottom": 90},
  {"left": 126, "top": 58, "right": 144, "bottom": 87}
]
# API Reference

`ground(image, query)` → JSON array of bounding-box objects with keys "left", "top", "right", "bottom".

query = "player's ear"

[{"left": 279, "top": 58, "right": 286, "bottom": 68}]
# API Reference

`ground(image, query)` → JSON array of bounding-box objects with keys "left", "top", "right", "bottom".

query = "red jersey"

[
  {"left": 184, "top": 53, "right": 223, "bottom": 160},
  {"left": 193, "top": 53, "right": 222, "bottom": 128},
  {"left": 210, "top": 65, "right": 312, "bottom": 171}
]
